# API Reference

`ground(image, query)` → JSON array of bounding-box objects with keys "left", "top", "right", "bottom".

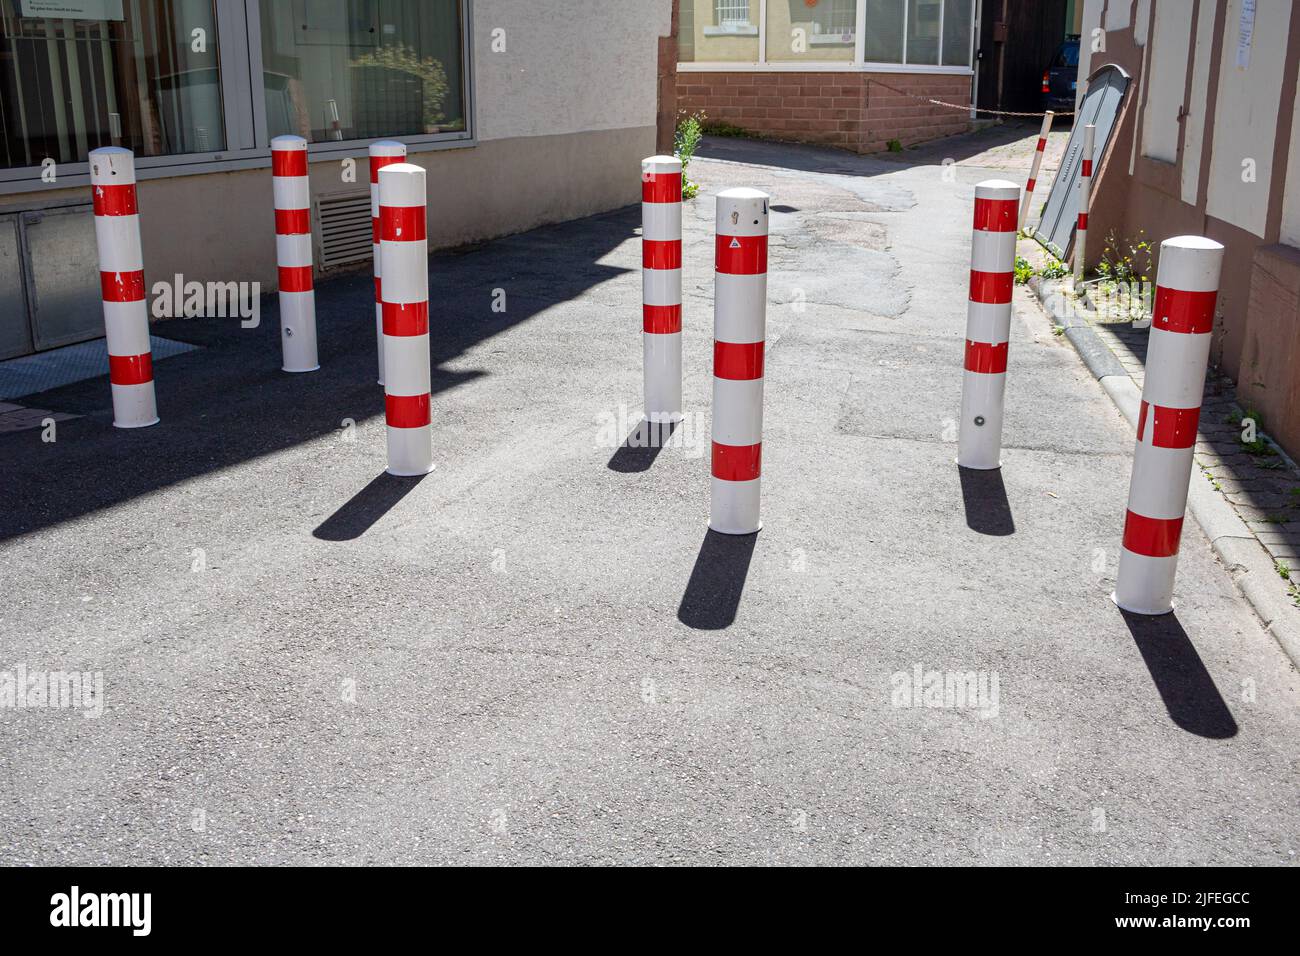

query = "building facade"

[
  {"left": 0, "top": 0, "right": 673, "bottom": 360},
  {"left": 1078, "top": 0, "right": 1300, "bottom": 456},
  {"left": 674, "top": 0, "right": 980, "bottom": 153}
]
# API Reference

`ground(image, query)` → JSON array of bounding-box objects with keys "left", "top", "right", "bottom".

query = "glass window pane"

[
  {"left": 767, "top": 0, "right": 857, "bottom": 63},
  {"left": 941, "top": 0, "right": 973, "bottom": 66},
  {"left": 863, "top": 0, "right": 904, "bottom": 64},
  {"left": 0, "top": 0, "right": 224, "bottom": 169},
  {"left": 679, "top": 0, "right": 760, "bottom": 63},
  {"left": 260, "top": 0, "right": 466, "bottom": 143},
  {"left": 906, "top": 0, "right": 940, "bottom": 65}
]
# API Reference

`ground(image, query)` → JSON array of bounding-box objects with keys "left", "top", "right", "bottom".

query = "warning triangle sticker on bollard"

[{"left": 729, "top": 238, "right": 741, "bottom": 248}]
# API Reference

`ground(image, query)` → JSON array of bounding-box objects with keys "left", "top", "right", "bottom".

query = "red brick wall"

[{"left": 675, "top": 71, "right": 972, "bottom": 153}]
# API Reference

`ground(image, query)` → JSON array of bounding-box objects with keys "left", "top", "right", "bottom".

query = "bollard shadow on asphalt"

[
  {"left": 607, "top": 419, "right": 678, "bottom": 473},
  {"left": 1121, "top": 609, "right": 1238, "bottom": 739},
  {"left": 313, "top": 471, "right": 427, "bottom": 541},
  {"left": 677, "top": 530, "right": 758, "bottom": 630},
  {"left": 957, "top": 465, "right": 1015, "bottom": 536}
]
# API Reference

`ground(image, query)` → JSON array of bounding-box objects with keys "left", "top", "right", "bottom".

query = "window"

[
  {"left": 682, "top": 0, "right": 976, "bottom": 70},
  {"left": 260, "top": 0, "right": 466, "bottom": 144},
  {"left": 715, "top": 0, "right": 754, "bottom": 31},
  {"left": 0, "top": 0, "right": 223, "bottom": 169},
  {"left": 767, "top": 0, "right": 857, "bottom": 63}
]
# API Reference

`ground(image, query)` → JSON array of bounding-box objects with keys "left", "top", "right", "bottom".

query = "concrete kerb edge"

[{"left": 1027, "top": 276, "right": 1300, "bottom": 671}]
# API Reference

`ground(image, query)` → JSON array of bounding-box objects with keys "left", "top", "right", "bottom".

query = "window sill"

[
  {"left": 702, "top": 25, "right": 759, "bottom": 36},
  {"left": 678, "top": 61, "right": 974, "bottom": 75}
]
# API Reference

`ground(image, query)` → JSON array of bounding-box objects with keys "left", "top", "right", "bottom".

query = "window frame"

[
  {"left": 0, "top": 0, "right": 476, "bottom": 195},
  {"left": 680, "top": 0, "right": 978, "bottom": 74}
]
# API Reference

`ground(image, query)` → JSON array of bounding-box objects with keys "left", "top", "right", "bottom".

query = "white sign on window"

[
  {"left": 1235, "top": 0, "right": 1256, "bottom": 70},
  {"left": 18, "top": 0, "right": 125, "bottom": 20}
]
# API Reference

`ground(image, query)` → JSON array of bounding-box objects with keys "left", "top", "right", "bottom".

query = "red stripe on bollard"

[
  {"left": 108, "top": 352, "right": 153, "bottom": 386},
  {"left": 381, "top": 300, "right": 429, "bottom": 336},
  {"left": 964, "top": 340, "right": 1009, "bottom": 374},
  {"left": 1137, "top": 401, "right": 1200, "bottom": 448},
  {"left": 1122, "top": 511, "right": 1184, "bottom": 558},
  {"left": 712, "top": 441, "right": 762, "bottom": 482},
  {"left": 715, "top": 234, "right": 768, "bottom": 275},
  {"left": 643, "top": 303, "right": 682, "bottom": 334},
  {"left": 1036, "top": 137, "right": 1047, "bottom": 152},
  {"left": 369, "top": 154, "right": 405, "bottom": 183},
  {"left": 642, "top": 172, "right": 682, "bottom": 203},
  {"left": 278, "top": 265, "right": 313, "bottom": 292},
  {"left": 972, "top": 198, "right": 1018, "bottom": 232},
  {"left": 379, "top": 206, "right": 426, "bottom": 242},
  {"left": 100, "top": 270, "right": 145, "bottom": 302},
  {"left": 968, "top": 269, "right": 1013, "bottom": 304},
  {"left": 385, "top": 393, "right": 431, "bottom": 429},
  {"left": 1152, "top": 286, "right": 1217, "bottom": 334},
  {"left": 1025, "top": 177, "right": 1037, "bottom": 193},
  {"left": 92, "top": 183, "right": 138, "bottom": 217},
  {"left": 374, "top": 277, "right": 382, "bottom": 303},
  {"left": 643, "top": 239, "right": 682, "bottom": 270},
  {"left": 713, "top": 340, "right": 765, "bottom": 380},
  {"left": 271, "top": 150, "right": 308, "bottom": 177},
  {"left": 1082, "top": 159, "right": 1093, "bottom": 177},
  {"left": 275, "top": 208, "right": 311, "bottom": 235},
  {"left": 1077, "top": 213, "right": 1089, "bottom": 230}
]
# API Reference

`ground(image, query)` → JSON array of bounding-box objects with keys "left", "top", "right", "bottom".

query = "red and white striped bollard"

[
  {"left": 642, "top": 155, "right": 683, "bottom": 423},
  {"left": 1073, "top": 123, "right": 1094, "bottom": 283},
  {"left": 957, "top": 180, "right": 1019, "bottom": 470},
  {"left": 379, "top": 163, "right": 433, "bottom": 476},
  {"left": 90, "top": 146, "right": 158, "bottom": 428},
  {"left": 271, "top": 135, "right": 319, "bottom": 373},
  {"left": 370, "top": 140, "right": 406, "bottom": 386},
  {"left": 1113, "top": 236, "right": 1224, "bottom": 615},
  {"left": 1018, "top": 110, "right": 1053, "bottom": 233},
  {"left": 711, "top": 188, "right": 769, "bottom": 535}
]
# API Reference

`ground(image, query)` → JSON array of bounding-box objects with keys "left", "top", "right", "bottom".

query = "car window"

[{"left": 1055, "top": 41, "right": 1080, "bottom": 68}]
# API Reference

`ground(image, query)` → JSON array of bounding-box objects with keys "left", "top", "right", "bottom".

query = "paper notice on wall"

[
  {"left": 1235, "top": 0, "right": 1256, "bottom": 69},
  {"left": 18, "top": 0, "right": 124, "bottom": 20}
]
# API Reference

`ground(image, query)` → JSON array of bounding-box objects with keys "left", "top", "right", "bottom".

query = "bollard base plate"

[
  {"left": 113, "top": 417, "right": 160, "bottom": 429},
  {"left": 282, "top": 365, "right": 321, "bottom": 374},
  {"left": 955, "top": 456, "right": 1001, "bottom": 470},
  {"left": 386, "top": 464, "right": 435, "bottom": 478},
  {"left": 1110, "top": 591, "right": 1174, "bottom": 616},
  {"left": 708, "top": 521, "right": 762, "bottom": 536}
]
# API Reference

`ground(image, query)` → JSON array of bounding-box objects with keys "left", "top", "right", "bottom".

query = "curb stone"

[{"left": 1027, "top": 276, "right": 1300, "bottom": 670}]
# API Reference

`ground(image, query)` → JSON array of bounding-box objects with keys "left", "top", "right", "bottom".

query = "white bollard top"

[
  {"left": 378, "top": 162, "right": 426, "bottom": 208},
  {"left": 643, "top": 155, "right": 682, "bottom": 173},
  {"left": 974, "top": 179, "right": 1021, "bottom": 200},
  {"left": 716, "top": 188, "right": 770, "bottom": 237},
  {"left": 1157, "top": 235, "right": 1225, "bottom": 293},
  {"left": 369, "top": 140, "right": 406, "bottom": 157},
  {"left": 89, "top": 146, "right": 135, "bottom": 185},
  {"left": 270, "top": 135, "right": 308, "bottom": 152}
]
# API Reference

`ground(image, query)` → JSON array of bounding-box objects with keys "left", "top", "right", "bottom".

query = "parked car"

[{"left": 1041, "top": 36, "right": 1080, "bottom": 113}]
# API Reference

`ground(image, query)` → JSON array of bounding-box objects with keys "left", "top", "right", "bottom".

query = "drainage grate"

[
  {"left": 0, "top": 336, "right": 199, "bottom": 401},
  {"left": 317, "top": 192, "right": 374, "bottom": 269}
]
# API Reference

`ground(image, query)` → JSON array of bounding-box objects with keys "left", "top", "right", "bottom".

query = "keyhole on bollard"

[
  {"left": 974, "top": 415, "right": 985, "bottom": 426},
  {"left": 285, "top": 327, "right": 294, "bottom": 337}
]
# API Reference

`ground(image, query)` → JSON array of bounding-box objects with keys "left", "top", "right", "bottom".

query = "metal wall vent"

[{"left": 316, "top": 192, "right": 374, "bottom": 269}]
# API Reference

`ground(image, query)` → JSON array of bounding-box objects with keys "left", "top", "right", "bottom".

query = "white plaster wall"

[
  {"left": 1141, "top": 0, "right": 1192, "bottom": 163},
  {"left": 1205, "top": 0, "right": 1292, "bottom": 238},
  {"left": 1281, "top": 70, "right": 1300, "bottom": 246},
  {"left": 1104, "top": 0, "right": 1133, "bottom": 31},
  {"left": 1181, "top": 0, "right": 1218, "bottom": 205},
  {"left": 471, "top": 0, "right": 675, "bottom": 143},
  {"left": 1077, "top": 0, "right": 1105, "bottom": 111}
]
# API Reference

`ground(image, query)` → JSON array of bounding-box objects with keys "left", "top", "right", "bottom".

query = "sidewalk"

[{"left": 1, "top": 132, "right": 1297, "bottom": 865}]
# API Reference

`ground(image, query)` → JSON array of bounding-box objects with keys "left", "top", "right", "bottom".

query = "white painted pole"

[
  {"left": 378, "top": 163, "right": 434, "bottom": 477},
  {"left": 641, "top": 155, "right": 683, "bottom": 423},
  {"left": 957, "top": 180, "right": 1019, "bottom": 470},
  {"left": 271, "top": 135, "right": 319, "bottom": 373},
  {"left": 710, "top": 188, "right": 769, "bottom": 535},
  {"left": 89, "top": 146, "right": 158, "bottom": 428},
  {"left": 1113, "top": 236, "right": 1224, "bottom": 615},
  {"left": 369, "top": 140, "right": 406, "bottom": 386},
  {"left": 1073, "top": 123, "right": 1095, "bottom": 284},
  {"left": 1018, "top": 110, "right": 1054, "bottom": 233}
]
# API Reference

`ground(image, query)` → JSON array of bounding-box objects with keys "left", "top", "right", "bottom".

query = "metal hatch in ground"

[{"left": 1033, "top": 65, "right": 1131, "bottom": 261}]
